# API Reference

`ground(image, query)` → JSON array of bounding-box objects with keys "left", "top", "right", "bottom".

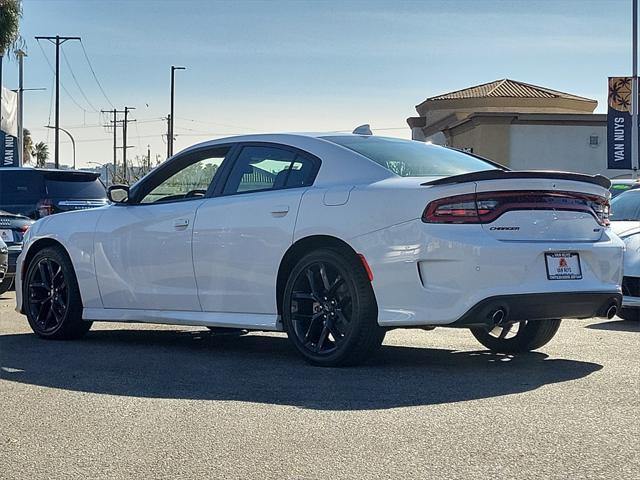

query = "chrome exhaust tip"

[
  {"left": 491, "top": 308, "right": 506, "bottom": 325},
  {"left": 606, "top": 304, "right": 617, "bottom": 320}
]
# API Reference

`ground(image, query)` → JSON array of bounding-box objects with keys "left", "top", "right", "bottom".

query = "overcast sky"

[{"left": 4, "top": 0, "right": 634, "bottom": 168}]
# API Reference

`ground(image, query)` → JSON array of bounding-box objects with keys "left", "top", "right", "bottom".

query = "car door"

[
  {"left": 93, "top": 145, "right": 232, "bottom": 311},
  {"left": 193, "top": 143, "right": 320, "bottom": 314}
]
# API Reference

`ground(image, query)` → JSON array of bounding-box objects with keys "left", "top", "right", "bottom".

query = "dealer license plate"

[
  {"left": 545, "top": 252, "right": 582, "bottom": 280},
  {"left": 0, "top": 229, "right": 13, "bottom": 243}
]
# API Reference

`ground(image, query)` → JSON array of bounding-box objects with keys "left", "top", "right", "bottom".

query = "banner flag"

[
  {"left": 0, "top": 86, "right": 18, "bottom": 167},
  {"left": 607, "top": 77, "right": 633, "bottom": 170}
]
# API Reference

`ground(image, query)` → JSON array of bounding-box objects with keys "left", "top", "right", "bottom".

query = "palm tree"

[
  {"left": 22, "top": 127, "right": 32, "bottom": 163},
  {"left": 33, "top": 141, "right": 48, "bottom": 168},
  {"left": 0, "top": 1, "right": 22, "bottom": 55}
]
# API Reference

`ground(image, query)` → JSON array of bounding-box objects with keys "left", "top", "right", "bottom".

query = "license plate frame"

[
  {"left": 0, "top": 229, "right": 13, "bottom": 243},
  {"left": 545, "top": 252, "right": 582, "bottom": 280}
]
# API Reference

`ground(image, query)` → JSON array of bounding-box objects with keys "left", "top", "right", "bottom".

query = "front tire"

[
  {"left": 24, "top": 247, "right": 92, "bottom": 339},
  {"left": 470, "top": 319, "right": 561, "bottom": 354},
  {"left": 282, "top": 248, "right": 385, "bottom": 367},
  {"left": 0, "top": 276, "right": 12, "bottom": 296}
]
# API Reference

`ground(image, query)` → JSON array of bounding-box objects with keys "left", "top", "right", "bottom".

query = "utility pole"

[
  {"left": 102, "top": 108, "right": 124, "bottom": 181},
  {"left": 633, "top": 0, "right": 639, "bottom": 177},
  {"left": 35, "top": 35, "right": 81, "bottom": 168},
  {"left": 121, "top": 106, "right": 135, "bottom": 184},
  {"left": 16, "top": 50, "right": 26, "bottom": 167},
  {"left": 169, "top": 65, "right": 185, "bottom": 157},
  {"left": 147, "top": 144, "right": 151, "bottom": 171}
]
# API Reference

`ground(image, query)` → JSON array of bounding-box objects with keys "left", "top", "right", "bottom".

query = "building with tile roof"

[{"left": 407, "top": 79, "right": 622, "bottom": 177}]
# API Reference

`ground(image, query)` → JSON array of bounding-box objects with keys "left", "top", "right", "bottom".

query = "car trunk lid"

[{"left": 423, "top": 171, "right": 610, "bottom": 242}]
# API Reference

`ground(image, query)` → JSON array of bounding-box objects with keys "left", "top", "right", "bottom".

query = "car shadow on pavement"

[
  {"left": 585, "top": 319, "right": 640, "bottom": 332},
  {"left": 0, "top": 329, "right": 602, "bottom": 410}
]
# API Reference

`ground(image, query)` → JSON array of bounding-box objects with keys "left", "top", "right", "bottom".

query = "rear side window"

[
  {"left": 0, "top": 171, "right": 44, "bottom": 204},
  {"left": 223, "top": 145, "right": 317, "bottom": 195},
  {"left": 321, "top": 135, "right": 498, "bottom": 177},
  {"left": 45, "top": 178, "right": 106, "bottom": 199}
]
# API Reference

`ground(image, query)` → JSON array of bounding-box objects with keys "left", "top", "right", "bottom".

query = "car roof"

[{"left": 173, "top": 133, "right": 398, "bottom": 187}]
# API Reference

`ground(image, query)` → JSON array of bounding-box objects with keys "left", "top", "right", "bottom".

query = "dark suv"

[{"left": 0, "top": 168, "right": 108, "bottom": 219}]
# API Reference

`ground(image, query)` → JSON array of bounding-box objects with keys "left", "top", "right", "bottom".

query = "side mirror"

[{"left": 107, "top": 185, "right": 130, "bottom": 204}]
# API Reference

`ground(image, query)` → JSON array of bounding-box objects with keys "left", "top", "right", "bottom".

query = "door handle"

[
  {"left": 270, "top": 205, "right": 289, "bottom": 217},
  {"left": 174, "top": 218, "right": 189, "bottom": 229}
]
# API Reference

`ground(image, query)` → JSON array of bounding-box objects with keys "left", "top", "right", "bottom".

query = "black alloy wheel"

[
  {"left": 27, "top": 257, "right": 68, "bottom": 333},
  {"left": 283, "top": 248, "right": 385, "bottom": 367},
  {"left": 24, "top": 247, "right": 91, "bottom": 339},
  {"left": 290, "top": 260, "right": 351, "bottom": 355}
]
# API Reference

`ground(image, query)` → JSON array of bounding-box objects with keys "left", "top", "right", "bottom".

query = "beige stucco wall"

[
  {"left": 509, "top": 124, "right": 629, "bottom": 177},
  {"left": 447, "top": 119, "right": 512, "bottom": 167}
]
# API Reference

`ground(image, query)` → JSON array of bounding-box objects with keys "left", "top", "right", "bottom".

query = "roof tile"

[{"left": 426, "top": 79, "right": 594, "bottom": 102}]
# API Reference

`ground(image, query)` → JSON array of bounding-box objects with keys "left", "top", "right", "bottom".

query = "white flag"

[{"left": 1, "top": 86, "right": 18, "bottom": 138}]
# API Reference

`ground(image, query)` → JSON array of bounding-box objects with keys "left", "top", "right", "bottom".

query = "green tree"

[
  {"left": 22, "top": 127, "right": 32, "bottom": 163},
  {"left": 33, "top": 141, "right": 48, "bottom": 168},
  {"left": 0, "top": 1, "right": 22, "bottom": 56}
]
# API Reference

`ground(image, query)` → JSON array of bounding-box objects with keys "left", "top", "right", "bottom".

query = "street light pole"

[
  {"left": 45, "top": 125, "right": 75, "bottom": 169},
  {"left": 16, "top": 50, "right": 26, "bottom": 167},
  {"left": 633, "top": 0, "right": 639, "bottom": 177},
  {"left": 169, "top": 65, "right": 185, "bottom": 157},
  {"left": 87, "top": 161, "right": 109, "bottom": 186}
]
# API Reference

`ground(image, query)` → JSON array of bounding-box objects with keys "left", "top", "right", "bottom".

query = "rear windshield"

[
  {"left": 611, "top": 190, "right": 640, "bottom": 221},
  {"left": 45, "top": 178, "right": 106, "bottom": 199},
  {"left": 0, "top": 171, "right": 44, "bottom": 204},
  {"left": 321, "top": 136, "right": 499, "bottom": 177}
]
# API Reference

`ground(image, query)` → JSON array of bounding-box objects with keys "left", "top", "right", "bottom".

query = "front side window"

[
  {"left": 321, "top": 135, "right": 499, "bottom": 177},
  {"left": 141, "top": 149, "right": 228, "bottom": 203},
  {"left": 223, "top": 145, "right": 316, "bottom": 195}
]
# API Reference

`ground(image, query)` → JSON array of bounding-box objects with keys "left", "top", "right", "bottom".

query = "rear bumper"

[
  {"left": 351, "top": 219, "right": 624, "bottom": 326},
  {"left": 451, "top": 292, "right": 622, "bottom": 327}
]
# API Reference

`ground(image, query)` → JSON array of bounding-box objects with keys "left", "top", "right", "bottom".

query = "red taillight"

[
  {"left": 19, "top": 224, "right": 30, "bottom": 233},
  {"left": 422, "top": 194, "right": 482, "bottom": 223},
  {"left": 37, "top": 199, "right": 53, "bottom": 218},
  {"left": 423, "top": 191, "right": 610, "bottom": 226}
]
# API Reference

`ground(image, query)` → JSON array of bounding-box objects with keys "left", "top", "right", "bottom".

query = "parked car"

[
  {"left": 0, "top": 168, "right": 108, "bottom": 219},
  {"left": 609, "top": 178, "right": 640, "bottom": 198},
  {"left": 0, "top": 210, "right": 34, "bottom": 294},
  {"left": 0, "top": 239, "right": 7, "bottom": 295},
  {"left": 610, "top": 188, "right": 640, "bottom": 320},
  {"left": 16, "top": 134, "right": 623, "bottom": 366}
]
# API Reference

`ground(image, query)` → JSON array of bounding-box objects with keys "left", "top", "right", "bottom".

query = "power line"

[
  {"left": 79, "top": 39, "right": 114, "bottom": 109},
  {"left": 36, "top": 39, "right": 90, "bottom": 114},
  {"left": 60, "top": 44, "right": 99, "bottom": 112}
]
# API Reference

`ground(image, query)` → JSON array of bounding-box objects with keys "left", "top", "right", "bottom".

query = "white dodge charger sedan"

[{"left": 16, "top": 133, "right": 624, "bottom": 366}]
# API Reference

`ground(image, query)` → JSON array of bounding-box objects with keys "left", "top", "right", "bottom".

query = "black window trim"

[
  {"left": 211, "top": 141, "right": 322, "bottom": 198},
  {"left": 127, "top": 143, "right": 239, "bottom": 205}
]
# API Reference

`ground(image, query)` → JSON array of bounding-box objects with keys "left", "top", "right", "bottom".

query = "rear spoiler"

[
  {"left": 39, "top": 170, "right": 100, "bottom": 181},
  {"left": 422, "top": 170, "right": 611, "bottom": 189}
]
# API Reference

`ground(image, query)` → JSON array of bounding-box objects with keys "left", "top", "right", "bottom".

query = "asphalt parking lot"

[{"left": 0, "top": 290, "right": 638, "bottom": 480}]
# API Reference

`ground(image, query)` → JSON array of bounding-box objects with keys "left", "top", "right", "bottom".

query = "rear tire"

[
  {"left": 282, "top": 248, "right": 385, "bottom": 367},
  {"left": 0, "top": 276, "right": 12, "bottom": 296},
  {"left": 470, "top": 319, "right": 561, "bottom": 354},
  {"left": 617, "top": 308, "right": 640, "bottom": 321},
  {"left": 24, "top": 246, "right": 92, "bottom": 340}
]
